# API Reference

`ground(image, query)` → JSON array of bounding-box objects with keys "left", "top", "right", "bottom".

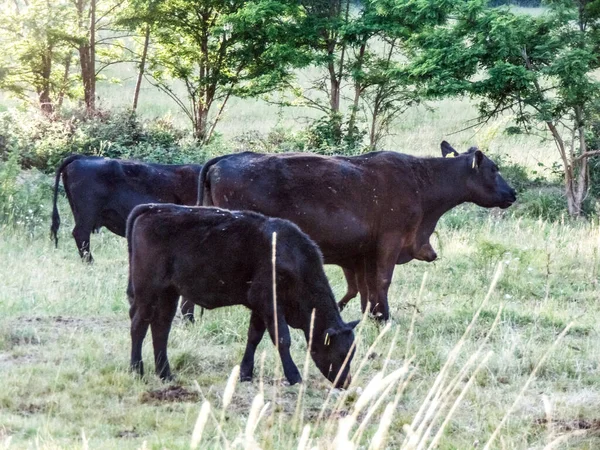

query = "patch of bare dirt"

[
  {"left": 15, "top": 402, "right": 47, "bottom": 416},
  {"left": 116, "top": 428, "right": 139, "bottom": 438},
  {"left": 17, "top": 316, "right": 121, "bottom": 328},
  {"left": 140, "top": 385, "right": 199, "bottom": 403},
  {"left": 535, "top": 417, "right": 600, "bottom": 432}
]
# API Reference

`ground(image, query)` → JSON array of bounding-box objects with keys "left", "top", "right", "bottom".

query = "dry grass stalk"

[
  {"left": 315, "top": 306, "right": 371, "bottom": 427},
  {"left": 404, "top": 264, "right": 503, "bottom": 448},
  {"left": 426, "top": 351, "right": 493, "bottom": 450},
  {"left": 245, "top": 393, "right": 266, "bottom": 449},
  {"left": 405, "top": 272, "right": 427, "bottom": 361},
  {"left": 369, "top": 401, "right": 395, "bottom": 450},
  {"left": 418, "top": 306, "right": 504, "bottom": 448},
  {"left": 220, "top": 365, "right": 240, "bottom": 425},
  {"left": 320, "top": 319, "right": 391, "bottom": 434},
  {"left": 297, "top": 424, "right": 311, "bottom": 450},
  {"left": 81, "top": 429, "right": 88, "bottom": 450},
  {"left": 483, "top": 322, "right": 573, "bottom": 450},
  {"left": 293, "top": 309, "right": 316, "bottom": 431},
  {"left": 190, "top": 401, "right": 211, "bottom": 450},
  {"left": 543, "top": 429, "right": 592, "bottom": 450},
  {"left": 352, "top": 361, "right": 412, "bottom": 444}
]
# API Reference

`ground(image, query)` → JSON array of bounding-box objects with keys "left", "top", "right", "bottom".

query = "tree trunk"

[
  {"left": 57, "top": 52, "right": 72, "bottom": 109},
  {"left": 346, "top": 42, "right": 366, "bottom": 145},
  {"left": 132, "top": 25, "right": 151, "bottom": 111},
  {"left": 89, "top": 0, "right": 96, "bottom": 112},
  {"left": 38, "top": 46, "right": 54, "bottom": 114}
]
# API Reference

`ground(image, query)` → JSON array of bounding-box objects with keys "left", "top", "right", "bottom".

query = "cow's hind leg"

[
  {"left": 338, "top": 266, "right": 359, "bottom": 311},
  {"left": 364, "top": 246, "right": 399, "bottom": 322},
  {"left": 150, "top": 287, "right": 179, "bottom": 381},
  {"left": 240, "top": 311, "right": 266, "bottom": 382},
  {"left": 180, "top": 298, "right": 195, "bottom": 323},
  {"left": 72, "top": 223, "right": 94, "bottom": 262},
  {"left": 130, "top": 301, "right": 150, "bottom": 377}
]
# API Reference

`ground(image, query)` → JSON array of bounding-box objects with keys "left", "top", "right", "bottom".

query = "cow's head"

[
  {"left": 311, "top": 320, "right": 359, "bottom": 389},
  {"left": 441, "top": 141, "right": 517, "bottom": 209}
]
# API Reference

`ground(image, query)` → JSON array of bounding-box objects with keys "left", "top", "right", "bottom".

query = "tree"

[
  {"left": 277, "top": 0, "right": 451, "bottom": 150},
  {"left": 0, "top": 0, "right": 74, "bottom": 113},
  {"left": 121, "top": 0, "right": 302, "bottom": 143},
  {"left": 408, "top": 0, "right": 600, "bottom": 216}
]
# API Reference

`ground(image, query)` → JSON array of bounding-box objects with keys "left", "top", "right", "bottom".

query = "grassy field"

[{"left": 1, "top": 187, "right": 600, "bottom": 448}]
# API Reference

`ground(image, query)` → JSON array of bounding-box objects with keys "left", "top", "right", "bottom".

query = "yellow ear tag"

[
  {"left": 472, "top": 157, "right": 476, "bottom": 169},
  {"left": 324, "top": 334, "right": 330, "bottom": 346},
  {"left": 445, "top": 153, "right": 455, "bottom": 158}
]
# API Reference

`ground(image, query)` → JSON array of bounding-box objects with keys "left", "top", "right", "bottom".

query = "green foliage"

[
  {"left": 120, "top": 0, "right": 302, "bottom": 142},
  {"left": 0, "top": 151, "right": 50, "bottom": 233},
  {"left": 0, "top": 0, "right": 75, "bottom": 111},
  {"left": 0, "top": 109, "right": 218, "bottom": 172},
  {"left": 407, "top": 0, "right": 600, "bottom": 215},
  {"left": 512, "top": 188, "right": 567, "bottom": 221},
  {"left": 305, "top": 113, "right": 368, "bottom": 155}
]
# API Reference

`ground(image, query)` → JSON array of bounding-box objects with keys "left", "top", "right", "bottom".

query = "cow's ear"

[
  {"left": 471, "top": 150, "right": 484, "bottom": 170},
  {"left": 441, "top": 141, "right": 459, "bottom": 158}
]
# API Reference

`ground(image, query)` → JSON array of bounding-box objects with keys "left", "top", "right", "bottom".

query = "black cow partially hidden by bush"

[
  {"left": 51, "top": 155, "right": 202, "bottom": 319},
  {"left": 126, "top": 204, "right": 358, "bottom": 387},
  {"left": 197, "top": 141, "right": 517, "bottom": 321}
]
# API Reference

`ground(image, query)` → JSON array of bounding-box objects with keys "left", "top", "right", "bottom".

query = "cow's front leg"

[
  {"left": 266, "top": 313, "right": 302, "bottom": 385},
  {"left": 150, "top": 291, "right": 179, "bottom": 381},
  {"left": 240, "top": 311, "right": 266, "bottom": 382}
]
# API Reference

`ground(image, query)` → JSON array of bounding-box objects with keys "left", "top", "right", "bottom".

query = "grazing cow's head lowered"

[
  {"left": 441, "top": 141, "right": 517, "bottom": 209},
  {"left": 311, "top": 319, "right": 359, "bottom": 388}
]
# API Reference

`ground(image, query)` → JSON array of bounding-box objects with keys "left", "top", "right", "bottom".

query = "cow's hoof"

[
  {"left": 182, "top": 315, "right": 195, "bottom": 324},
  {"left": 285, "top": 375, "right": 302, "bottom": 386},
  {"left": 159, "top": 371, "right": 173, "bottom": 382},
  {"left": 337, "top": 301, "right": 346, "bottom": 311},
  {"left": 131, "top": 361, "right": 144, "bottom": 377},
  {"left": 240, "top": 374, "right": 253, "bottom": 383}
]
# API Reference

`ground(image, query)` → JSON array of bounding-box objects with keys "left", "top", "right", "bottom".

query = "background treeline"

[{"left": 1, "top": 0, "right": 600, "bottom": 220}]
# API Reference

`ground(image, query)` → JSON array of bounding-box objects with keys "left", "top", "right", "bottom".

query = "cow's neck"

[
  {"left": 418, "top": 157, "right": 469, "bottom": 233},
  {"left": 305, "top": 289, "right": 345, "bottom": 340}
]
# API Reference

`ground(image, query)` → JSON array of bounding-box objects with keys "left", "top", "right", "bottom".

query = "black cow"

[
  {"left": 126, "top": 204, "right": 358, "bottom": 387},
  {"left": 197, "top": 142, "right": 517, "bottom": 321},
  {"left": 51, "top": 155, "right": 202, "bottom": 319}
]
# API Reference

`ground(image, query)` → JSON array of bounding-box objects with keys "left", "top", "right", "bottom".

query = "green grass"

[{"left": 1, "top": 201, "right": 600, "bottom": 448}]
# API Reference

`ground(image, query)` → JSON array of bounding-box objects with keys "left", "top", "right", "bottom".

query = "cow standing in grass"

[
  {"left": 51, "top": 155, "right": 202, "bottom": 319},
  {"left": 126, "top": 204, "right": 359, "bottom": 387},
  {"left": 197, "top": 142, "right": 517, "bottom": 321}
]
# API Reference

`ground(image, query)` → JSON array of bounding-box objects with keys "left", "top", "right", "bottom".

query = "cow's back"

[{"left": 204, "top": 152, "right": 424, "bottom": 263}]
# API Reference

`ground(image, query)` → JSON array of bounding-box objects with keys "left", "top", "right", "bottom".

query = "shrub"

[
  {"left": 0, "top": 108, "right": 222, "bottom": 172},
  {"left": 0, "top": 151, "right": 51, "bottom": 234}
]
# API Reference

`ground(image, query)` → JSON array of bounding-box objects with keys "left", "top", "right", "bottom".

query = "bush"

[
  {"left": 0, "top": 108, "right": 218, "bottom": 172},
  {"left": 512, "top": 188, "right": 567, "bottom": 221},
  {"left": 489, "top": 153, "right": 539, "bottom": 193},
  {"left": 0, "top": 151, "right": 51, "bottom": 234}
]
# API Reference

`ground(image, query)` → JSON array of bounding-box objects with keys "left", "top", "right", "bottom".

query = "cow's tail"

[
  {"left": 196, "top": 154, "right": 233, "bottom": 206},
  {"left": 51, "top": 154, "right": 86, "bottom": 247},
  {"left": 126, "top": 204, "right": 156, "bottom": 260},
  {"left": 126, "top": 204, "right": 155, "bottom": 306}
]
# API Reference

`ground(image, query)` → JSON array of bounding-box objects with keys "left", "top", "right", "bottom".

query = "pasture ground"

[{"left": 1, "top": 200, "right": 600, "bottom": 448}]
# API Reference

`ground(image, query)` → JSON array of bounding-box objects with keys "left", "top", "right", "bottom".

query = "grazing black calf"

[{"left": 126, "top": 204, "right": 359, "bottom": 387}]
